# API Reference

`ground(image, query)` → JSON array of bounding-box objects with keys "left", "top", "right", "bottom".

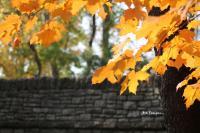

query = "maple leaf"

[
  {"left": 179, "top": 29, "right": 195, "bottom": 42},
  {"left": 116, "top": 0, "right": 147, "bottom": 35},
  {"left": 70, "top": 0, "right": 87, "bottom": 15},
  {"left": 30, "top": 20, "right": 66, "bottom": 47},
  {"left": 112, "top": 38, "right": 131, "bottom": 55},
  {"left": 24, "top": 16, "right": 38, "bottom": 33},
  {"left": 141, "top": 56, "right": 167, "bottom": 75},
  {"left": 91, "top": 0, "right": 200, "bottom": 109},
  {"left": 124, "top": 3, "right": 147, "bottom": 21},
  {"left": 159, "top": 45, "right": 179, "bottom": 65},
  {"left": 187, "top": 20, "right": 200, "bottom": 30},
  {"left": 0, "top": 15, "right": 21, "bottom": 44},
  {"left": 11, "top": 0, "right": 44, "bottom": 14},
  {"left": 136, "top": 12, "right": 181, "bottom": 44},
  {"left": 92, "top": 50, "right": 135, "bottom": 84},
  {"left": 181, "top": 52, "right": 200, "bottom": 68},
  {"left": 194, "top": 4, "right": 200, "bottom": 11},
  {"left": 148, "top": 0, "right": 188, "bottom": 11},
  {"left": 135, "top": 40, "right": 155, "bottom": 61},
  {"left": 183, "top": 81, "right": 200, "bottom": 109},
  {"left": 124, "top": 0, "right": 147, "bottom": 21},
  {"left": 177, "top": 68, "right": 200, "bottom": 90},
  {"left": 85, "top": 0, "right": 109, "bottom": 15},
  {"left": 120, "top": 70, "right": 150, "bottom": 94},
  {"left": 92, "top": 66, "right": 109, "bottom": 84},
  {"left": 45, "top": 1, "right": 72, "bottom": 21},
  {"left": 115, "top": 16, "right": 137, "bottom": 35},
  {"left": 167, "top": 54, "right": 186, "bottom": 70}
]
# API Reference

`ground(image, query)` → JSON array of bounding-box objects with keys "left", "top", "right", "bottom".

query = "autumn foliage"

[{"left": 0, "top": 0, "right": 200, "bottom": 109}]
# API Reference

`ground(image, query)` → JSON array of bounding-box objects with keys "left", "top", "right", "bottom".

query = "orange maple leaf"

[
  {"left": 30, "top": 20, "right": 66, "bottom": 47},
  {"left": 11, "top": 0, "right": 44, "bottom": 14}
]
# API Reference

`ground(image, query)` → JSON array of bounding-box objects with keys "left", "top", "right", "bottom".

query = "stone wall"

[{"left": 0, "top": 77, "right": 166, "bottom": 133}]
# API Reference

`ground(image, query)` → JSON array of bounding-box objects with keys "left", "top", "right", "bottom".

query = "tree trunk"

[
  {"left": 101, "top": 5, "right": 114, "bottom": 65},
  {"left": 51, "top": 63, "right": 59, "bottom": 78},
  {"left": 160, "top": 66, "right": 200, "bottom": 133}
]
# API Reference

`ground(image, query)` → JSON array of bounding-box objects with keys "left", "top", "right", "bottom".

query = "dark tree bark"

[{"left": 160, "top": 66, "right": 200, "bottom": 133}]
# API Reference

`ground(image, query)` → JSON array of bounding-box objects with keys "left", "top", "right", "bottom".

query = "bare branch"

[{"left": 89, "top": 15, "right": 96, "bottom": 47}]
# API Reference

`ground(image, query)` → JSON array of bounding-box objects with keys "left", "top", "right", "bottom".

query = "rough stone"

[
  {"left": 95, "top": 100, "right": 105, "bottom": 107},
  {"left": 138, "top": 101, "right": 151, "bottom": 107},
  {"left": 127, "top": 111, "right": 140, "bottom": 118},
  {"left": 0, "top": 78, "right": 165, "bottom": 133},
  {"left": 14, "top": 129, "right": 24, "bottom": 133},
  {"left": 123, "top": 101, "right": 137, "bottom": 109}
]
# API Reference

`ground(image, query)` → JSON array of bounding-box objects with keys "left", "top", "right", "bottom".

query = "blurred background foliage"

[{"left": 0, "top": 0, "right": 148, "bottom": 79}]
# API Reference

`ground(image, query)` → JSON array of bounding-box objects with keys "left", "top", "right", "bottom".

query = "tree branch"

[
  {"left": 89, "top": 15, "right": 96, "bottom": 47},
  {"left": 149, "top": 6, "right": 170, "bottom": 16},
  {"left": 28, "top": 44, "right": 42, "bottom": 77}
]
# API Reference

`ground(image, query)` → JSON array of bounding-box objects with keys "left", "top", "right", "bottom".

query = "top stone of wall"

[{"left": 0, "top": 77, "right": 165, "bottom": 130}]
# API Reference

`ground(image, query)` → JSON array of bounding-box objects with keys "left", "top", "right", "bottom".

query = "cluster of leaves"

[
  {"left": 0, "top": 0, "right": 200, "bottom": 109},
  {"left": 0, "top": 0, "right": 104, "bottom": 78},
  {"left": 92, "top": 0, "right": 200, "bottom": 109}
]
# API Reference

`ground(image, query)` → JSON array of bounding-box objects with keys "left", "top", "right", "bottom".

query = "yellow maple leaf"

[
  {"left": 120, "top": 70, "right": 149, "bottom": 95},
  {"left": 148, "top": 0, "right": 187, "bottom": 10},
  {"left": 120, "top": 77, "right": 129, "bottom": 95},
  {"left": 0, "top": 15, "right": 21, "bottom": 44},
  {"left": 24, "top": 16, "right": 38, "bottom": 33},
  {"left": 92, "top": 50, "right": 135, "bottom": 85},
  {"left": 70, "top": 0, "right": 87, "bottom": 15},
  {"left": 183, "top": 81, "right": 200, "bottom": 109},
  {"left": 89, "top": 0, "right": 200, "bottom": 109},
  {"left": 194, "top": 4, "right": 200, "bottom": 11},
  {"left": 112, "top": 39, "right": 130, "bottom": 56},
  {"left": 181, "top": 52, "right": 200, "bottom": 68},
  {"left": 141, "top": 56, "right": 167, "bottom": 75},
  {"left": 115, "top": 16, "right": 137, "bottom": 35},
  {"left": 128, "top": 71, "right": 138, "bottom": 94},
  {"left": 159, "top": 46, "right": 179, "bottom": 65},
  {"left": 136, "top": 71, "right": 150, "bottom": 81},
  {"left": 177, "top": 68, "right": 200, "bottom": 90},
  {"left": 136, "top": 12, "right": 181, "bottom": 45},
  {"left": 92, "top": 66, "right": 109, "bottom": 84},
  {"left": 187, "top": 20, "right": 200, "bottom": 30},
  {"left": 30, "top": 20, "right": 65, "bottom": 47},
  {"left": 135, "top": 40, "right": 154, "bottom": 61}
]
